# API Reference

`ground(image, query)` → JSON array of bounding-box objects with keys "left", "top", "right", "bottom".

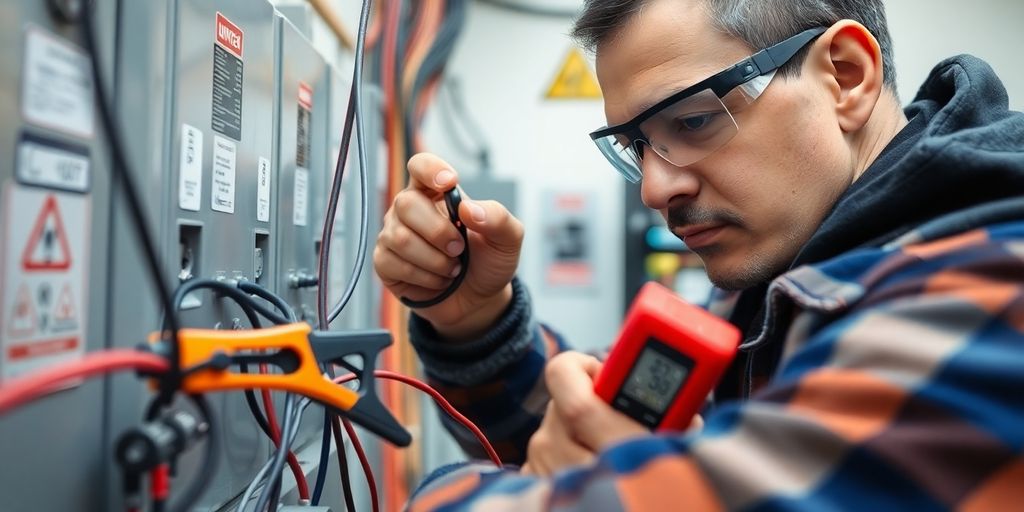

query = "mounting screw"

[{"left": 289, "top": 272, "right": 319, "bottom": 289}]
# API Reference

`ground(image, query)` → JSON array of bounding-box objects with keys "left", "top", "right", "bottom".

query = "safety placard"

[
  {"left": 293, "top": 167, "right": 309, "bottom": 226},
  {"left": 543, "top": 190, "right": 596, "bottom": 290},
  {"left": 296, "top": 83, "right": 312, "bottom": 170},
  {"left": 17, "top": 134, "right": 91, "bottom": 193},
  {"left": 545, "top": 47, "right": 602, "bottom": 100},
  {"left": 179, "top": 123, "right": 204, "bottom": 211},
  {"left": 257, "top": 156, "right": 271, "bottom": 223},
  {"left": 1, "top": 186, "right": 89, "bottom": 379},
  {"left": 211, "top": 12, "right": 244, "bottom": 141},
  {"left": 21, "top": 26, "right": 95, "bottom": 139},
  {"left": 211, "top": 135, "right": 236, "bottom": 213}
]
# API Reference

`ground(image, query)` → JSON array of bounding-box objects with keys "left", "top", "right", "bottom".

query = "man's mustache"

[{"left": 666, "top": 206, "right": 744, "bottom": 231}]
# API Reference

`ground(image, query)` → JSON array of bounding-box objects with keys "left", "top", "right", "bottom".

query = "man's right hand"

[{"left": 374, "top": 153, "right": 524, "bottom": 342}]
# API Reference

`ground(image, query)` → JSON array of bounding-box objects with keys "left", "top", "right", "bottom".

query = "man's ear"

[{"left": 809, "top": 20, "right": 885, "bottom": 133}]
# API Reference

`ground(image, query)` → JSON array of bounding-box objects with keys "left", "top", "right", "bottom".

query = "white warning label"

[
  {"left": 1, "top": 186, "right": 89, "bottom": 379},
  {"left": 293, "top": 167, "right": 309, "bottom": 227},
  {"left": 211, "top": 135, "right": 236, "bottom": 213},
  {"left": 257, "top": 156, "right": 271, "bottom": 223},
  {"left": 178, "top": 124, "right": 204, "bottom": 211},
  {"left": 17, "top": 135, "right": 90, "bottom": 193},
  {"left": 22, "top": 26, "right": 95, "bottom": 140}
]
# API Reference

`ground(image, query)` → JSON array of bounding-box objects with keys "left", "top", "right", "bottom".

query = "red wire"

[
  {"left": 333, "top": 371, "right": 503, "bottom": 467},
  {"left": 258, "top": 364, "right": 311, "bottom": 500},
  {"left": 0, "top": 350, "right": 169, "bottom": 415},
  {"left": 0, "top": 348, "right": 505, "bottom": 512},
  {"left": 341, "top": 415, "right": 379, "bottom": 512}
]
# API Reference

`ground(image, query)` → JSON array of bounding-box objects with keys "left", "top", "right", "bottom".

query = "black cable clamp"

[{"left": 115, "top": 408, "right": 209, "bottom": 508}]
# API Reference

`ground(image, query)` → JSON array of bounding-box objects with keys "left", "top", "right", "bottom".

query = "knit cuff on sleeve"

[{"left": 408, "top": 277, "right": 536, "bottom": 386}]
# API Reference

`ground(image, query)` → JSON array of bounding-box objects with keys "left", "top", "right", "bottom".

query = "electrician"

[{"left": 374, "top": 0, "right": 1024, "bottom": 509}]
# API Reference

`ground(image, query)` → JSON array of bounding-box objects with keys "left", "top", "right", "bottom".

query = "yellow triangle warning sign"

[{"left": 545, "top": 48, "right": 602, "bottom": 100}]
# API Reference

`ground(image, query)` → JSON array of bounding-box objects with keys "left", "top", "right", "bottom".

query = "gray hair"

[{"left": 571, "top": 0, "right": 897, "bottom": 90}]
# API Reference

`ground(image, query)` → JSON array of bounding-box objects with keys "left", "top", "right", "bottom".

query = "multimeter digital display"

[
  {"left": 595, "top": 282, "right": 741, "bottom": 431},
  {"left": 615, "top": 339, "right": 694, "bottom": 427}
]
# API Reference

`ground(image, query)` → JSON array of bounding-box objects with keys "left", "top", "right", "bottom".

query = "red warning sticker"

[
  {"left": 1, "top": 187, "right": 89, "bottom": 379},
  {"left": 215, "top": 12, "right": 244, "bottom": 59},
  {"left": 298, "top": 82, "right": 314, "bottom": 111},
  {"left": 21, "top": 194, "right": 72, "bottom": 271},
  {"left": 8, "top": 337, "right": 79, "bottom": 362}
]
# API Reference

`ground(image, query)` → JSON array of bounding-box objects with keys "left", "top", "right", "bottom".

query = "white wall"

[
  {"left": 419, "top": 2, "right": 624, "bottom": 351},
  {"left": 887, "top": 0, "right": 1024, "bottom": 110}
]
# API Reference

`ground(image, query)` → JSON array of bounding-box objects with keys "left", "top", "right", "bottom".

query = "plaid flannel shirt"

[{"left": 407, "top": 210, "right": 1024, "bottom": 511}]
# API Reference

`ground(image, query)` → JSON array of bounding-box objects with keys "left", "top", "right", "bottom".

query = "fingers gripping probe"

[{"left": 401, "top": 188, "right": 470, "bottom": 308}]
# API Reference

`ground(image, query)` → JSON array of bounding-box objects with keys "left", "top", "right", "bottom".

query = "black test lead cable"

[
  {"left": 400, "top": 187, "right": 470, "bottom": 309},
  {"left": 80, "top": 0, "right": 181, "bottom": 372}
]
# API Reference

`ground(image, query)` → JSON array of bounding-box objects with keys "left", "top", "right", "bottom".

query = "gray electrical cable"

[
  {"left": 237, "top": 455, "right": 275, "bottom": 512},
  {"left": 237, "top": 396, "right": 311, "bottom": 512},
  {"left": 324, "top": 0, "right": 374, "bottom": 324},
  {"left": 255, "top": 394, "right": 298, "bottom": 512}
]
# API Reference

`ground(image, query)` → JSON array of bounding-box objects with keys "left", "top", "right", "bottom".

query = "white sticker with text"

[
  {"left": 178, "top": 124, "right": 203, "bottom": 211},
  {"left": 257, "top": 157, "right": 271, "bottom": 222},
  {"left": 211, "top": 135, "right": 236, "bottom": 213},
  {"left": 293, "top": 168, "right": 308, "bottom": 226}
]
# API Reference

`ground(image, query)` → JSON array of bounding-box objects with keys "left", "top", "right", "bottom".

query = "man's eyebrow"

[
  {"left": 630, "top": 59, "right": 737, "bottom": 116},
  {"left": 632, "top": 83, "right": 690, "bottom": 117}
]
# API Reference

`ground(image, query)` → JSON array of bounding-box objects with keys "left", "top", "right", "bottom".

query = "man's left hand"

[{"left": 521, "top": 352, "right": 649, "bottom": 477}]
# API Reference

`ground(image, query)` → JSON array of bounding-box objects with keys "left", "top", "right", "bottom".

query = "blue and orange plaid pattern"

[{"left": 409, "top": 217, "right": 1024, "bottom": 511}]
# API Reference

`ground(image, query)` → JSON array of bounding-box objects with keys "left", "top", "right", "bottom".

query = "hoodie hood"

[{"left": 791, "top": 55, "right": 1024, "bottom": 268}]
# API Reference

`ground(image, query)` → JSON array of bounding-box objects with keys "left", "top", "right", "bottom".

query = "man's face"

[{"left": 596, "top": 0, "right": 856, "bottom": 290}]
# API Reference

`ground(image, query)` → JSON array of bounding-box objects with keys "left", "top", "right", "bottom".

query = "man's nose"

[{"left": 639, "top": 149, "right": 700, "bottom": 210}]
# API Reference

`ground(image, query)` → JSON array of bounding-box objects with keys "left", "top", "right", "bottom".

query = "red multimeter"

[{"left": 594, "top": 282, "right": 741, "bottom": 431}]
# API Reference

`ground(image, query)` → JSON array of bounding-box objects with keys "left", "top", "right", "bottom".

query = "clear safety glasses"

[{"left": 590, "top": 27, "right": 827, "bottom": 183}]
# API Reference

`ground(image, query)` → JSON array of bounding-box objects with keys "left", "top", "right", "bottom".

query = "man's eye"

[{"left": 678, "top": 113, "right": 716, "bottom": 132}]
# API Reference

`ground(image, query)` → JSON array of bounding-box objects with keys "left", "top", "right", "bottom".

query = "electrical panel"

[
  {"left": 1, "top": 1, "right": 389, "bottom": 511},
  {"left": 0, "top": 3, "right": 117, "bottom": 511},
  {"left": 273, "top": 13, "right": 330, "bottom": 327},
  {"left": 109, "top": 0, "right": 280, "bottom": 508}
]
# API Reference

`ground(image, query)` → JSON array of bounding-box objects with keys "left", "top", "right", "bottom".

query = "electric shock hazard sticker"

[
  {"left": 1, "top": 187, "right": 90, "bottom": 379},
  {"left": 212, "top": 12, "right": 243, "bottom": 141}
]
